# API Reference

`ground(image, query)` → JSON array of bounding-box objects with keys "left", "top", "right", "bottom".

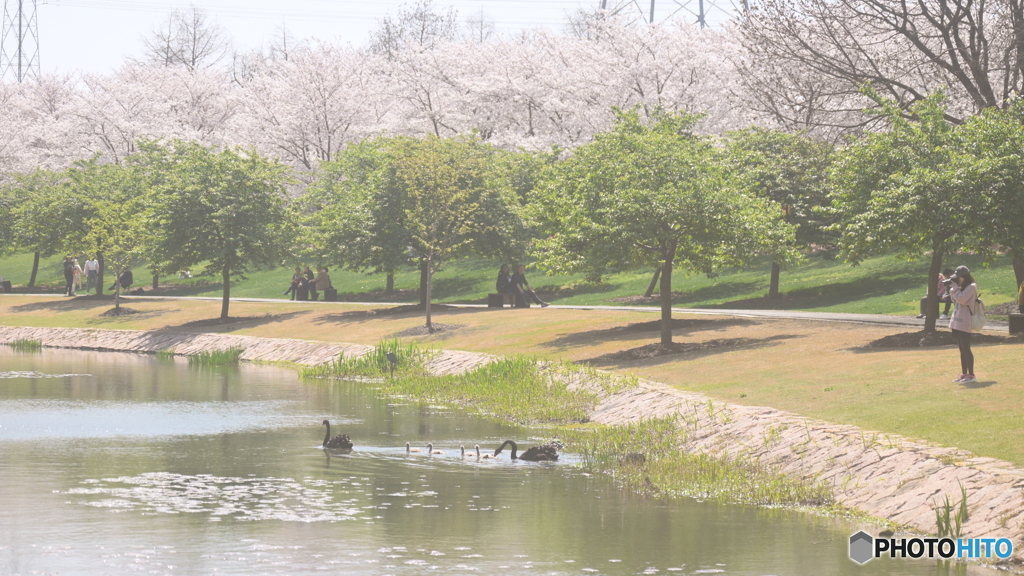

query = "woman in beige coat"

[{"left": 947, "top": 265, "right": 978, "bottom": 384}]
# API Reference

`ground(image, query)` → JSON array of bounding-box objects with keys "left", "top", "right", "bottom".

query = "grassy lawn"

[
  {"left": 3, "top": 251, "right": 1019, "bottom": 315},
  {"left": 3, "top": 294, "right": 1023, "bottom": 467}
]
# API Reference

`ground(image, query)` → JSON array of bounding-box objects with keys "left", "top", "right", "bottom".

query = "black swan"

[
  {"left": 321, "top": 420, "right": 353, "bottom": 450},
  {"left": 405, "top": 442, "right": 422, "bottom": 453},
  {"left": 493, "top": 440, "right": 558, "bottom": 461}
]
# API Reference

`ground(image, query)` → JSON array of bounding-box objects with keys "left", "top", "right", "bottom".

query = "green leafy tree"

[
  {"left": 396, "top": 135, "right": 513, "bottom": 331},
  {"left": 960, "top": 100, "right": 1024, "bottom": 290},
  {"left": 10, "top": 169, "right": 92, "bottom": 289},
  {"left": 724, "top": 128, "right": 835, "bottom": 299},
  {"left": 530, "top": 108, "right": 796, "bottom": 345},
  {"left": 67, "top": 159, "right": 151, "bottom": 309},
  {"left": 141, "top": 141, "right": 293, "bottom": 320},
  {"left": 303, "top": 136, "right": 417, "bottom": 296},
  {"left": 830, "top": 90, "right": 986, "bottom": 332}
]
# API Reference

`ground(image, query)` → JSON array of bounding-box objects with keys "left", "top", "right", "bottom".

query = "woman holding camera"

[{"left": 947, "top": 265, "right": 978, "bottom": 383}]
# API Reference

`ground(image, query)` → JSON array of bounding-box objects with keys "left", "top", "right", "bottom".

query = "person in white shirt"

[{"left": 83, "top": 256, "right": 100, "bottom": 295}]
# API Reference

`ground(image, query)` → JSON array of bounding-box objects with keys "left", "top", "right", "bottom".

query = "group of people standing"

[
  {"left": 284, "top": 265, "right": 332, "bottom": 301},
  {"left": 495, "top": 264, "right": 549, "bottom": 308},
  {"left": 61, "top": 255, "right": 101, "bottom": 296}
]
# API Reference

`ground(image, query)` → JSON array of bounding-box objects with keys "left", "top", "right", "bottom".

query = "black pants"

[
  {"left": 64, "top": 273, "right": 74, "bottom": 295},
  {"left": 951, "top": 329, "right": 974, "bottom": 375}
]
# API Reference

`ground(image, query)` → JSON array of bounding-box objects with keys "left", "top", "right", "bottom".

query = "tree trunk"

[
  {"left": 114, "top": 266, "right": 121, "bottom": 310},
  {"left": 1013, "top": 249, "right": 1024, "bottom": 290},
  {"left": 221, "top": 264, "right": 231, "bottom": 320},
  {"left": 419, "top": 259, "right": 428, "bottom": 307},
  {"left": 644, "top": 268, "right": 661, "bottom": 298},
  {"left": 28, "top": 251, "right": 40, "bottom": 288},
  {"left": 385, "top": 272, "right": 395, "bottom": 296},
  {"left": 152, "top": 274, "right": 159, "bottom": 290},
  {"left": 660, "top": 242, "right": 677, "bottom": 345},
  {"left": 96, "top": 252, "right": 105, "bottom": 296},
  {"left": 425, "top": 258, "right": 433, "bottom": 333},
  {"left": 923, "top": 245, "right": 945, "bottom": 332},
  {"left": 770, "top": 260, "right": 782, "bottom": 295}
]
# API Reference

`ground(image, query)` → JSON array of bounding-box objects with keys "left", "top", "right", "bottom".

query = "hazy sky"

[{"left": 32, "top": 0, "right": 604, "bottom": 74}]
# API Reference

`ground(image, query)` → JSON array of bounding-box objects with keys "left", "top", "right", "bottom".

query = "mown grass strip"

[
  {"left": 188, "top": 347, "right": 244, "bottom": 366},
  {"left": 6, "top": 338, "right": 43, "bottom": 351}
]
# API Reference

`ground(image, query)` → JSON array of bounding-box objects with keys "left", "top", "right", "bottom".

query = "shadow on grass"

[
  {"left": 849, "top": 330, "right": 1021, "bottom": 353},
  {"left": 311, "top": 304, "right": 485, "bottom": 326},
  {"left": 542, "top": 317, "right": 760, "bottom": 349},
  {"left": 582, "top": 334, "right": 803, "bottom": 368},
  {"left": 9, "top": 296, "right": 123, "bottom": 313},
  {"left": 960, "top": 380, "right": 996, "bottom": 389},
  {"left": 85, "top": 307, "right": 174, "bottom": 324},
  {"left": 705, "top": 274, "right": 923, "bottom": 311},
  {"left": 160, "top": 310, "right": 312, "bottom": 333}
]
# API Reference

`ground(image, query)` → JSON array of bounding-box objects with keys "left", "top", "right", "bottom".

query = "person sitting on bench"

[
  {"left": 512, "top": 264, "right": 549, "bottom": 308},
  {"left": 496, "top": 265, "right": 514, "bottom": 298}
]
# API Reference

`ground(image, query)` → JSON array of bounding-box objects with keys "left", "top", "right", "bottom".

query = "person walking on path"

[
  {"left": 72, "top": 259, "right": 83, "bottom": 293},
  {"left": 84, "top": 256, "right": 99, "bottom": 295},
  {"left": 948, "top": 265, "right": 978, "bottom": 384},
  {"left": 62, "top": 256, "right": 76, "bottom": 296},
  {"left": 511, "top": 264, "right": 549, "bottom": 308}
]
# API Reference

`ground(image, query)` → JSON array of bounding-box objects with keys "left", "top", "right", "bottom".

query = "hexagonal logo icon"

[{"left": 849, "top": 531, "right": 874, "bottom": 565}]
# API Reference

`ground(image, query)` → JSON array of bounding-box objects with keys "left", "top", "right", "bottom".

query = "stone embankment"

[{"left": 2, "top": 325, "right": 1022, "bottom": 562}]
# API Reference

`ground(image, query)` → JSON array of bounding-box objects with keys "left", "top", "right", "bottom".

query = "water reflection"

[{"left": 0, "top": 347, "right": 999, "bottom": 576}]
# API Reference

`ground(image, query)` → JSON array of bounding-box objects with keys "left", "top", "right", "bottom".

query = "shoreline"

[{"left": 2, "top": 324, "right": 1022, "bottom": 566}]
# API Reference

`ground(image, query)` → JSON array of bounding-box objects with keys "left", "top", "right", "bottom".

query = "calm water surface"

[{"left": 0, "top": 347, "right": 994, "bottom": 575}]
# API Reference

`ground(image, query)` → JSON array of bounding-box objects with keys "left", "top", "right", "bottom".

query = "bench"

[
  {"left": 1010, "top": 313, "right": 1024, "bottom": 335},
  {"left": 487, "top": 293, "right": 515, "bottom": 308}
]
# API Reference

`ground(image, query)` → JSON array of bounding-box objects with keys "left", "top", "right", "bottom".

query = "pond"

[{"left": 0, "top": 347, "right": 994, "bottom": 575}]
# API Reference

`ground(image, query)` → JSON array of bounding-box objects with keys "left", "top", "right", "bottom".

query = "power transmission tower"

[
  {"left": 1, "top": 0, "right": 40, "bottom": 82},
  {"left": 601, "top": 0, "right": 748, "bottom": 27}
]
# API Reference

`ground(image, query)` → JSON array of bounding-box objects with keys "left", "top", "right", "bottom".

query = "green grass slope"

[{"left": 1, "top": 251, "right": 1018, "bottom": 315}]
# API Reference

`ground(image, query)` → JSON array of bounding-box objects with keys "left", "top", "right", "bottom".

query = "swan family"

[{"left": 322, "top": 423, "right": 559, "bottom": 462}]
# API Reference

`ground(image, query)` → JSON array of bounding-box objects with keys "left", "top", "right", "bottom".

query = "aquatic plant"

[
  {"left": 188, "top": 347, "right": 244, "bottom": 366},
  {"left": 935, "top": 482, "right": 969, "bottom": 539},
  {"left": 302, "top": 339, "right": 433, "bottom": 378},
  {"left": 564, "top": 417, "right": 834, "bottom": 507},
  {"left": 155, "top": 348, "right": 176, "bottom": 360},
  {"left": 6, "top": 338, "right": 43, "bottom": 351}
]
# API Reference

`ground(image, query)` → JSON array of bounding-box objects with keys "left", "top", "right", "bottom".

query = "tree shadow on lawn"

[
  {"left": 849, "top": 330, "right": 1023, "bottom": 353},
  {"left": 311, "top": 304, "right": 482, "bottom": 327},
  {"left": 706, "top": 274, "right": 923, "bottom": 311},
  {"left": 581, "top": 334, "right": 803, "bottom": 369},
  {"left": 8, "top": 295, "right": 125, "bottom": 313},
  {"left": 542, "top": 317, "right": 761, "bottom": 349},
  {"left": 85, "top": 307, "right": 174, "bottom": 324},
  {"left": 159, "top": 310, "right": 313, "bottom": 333}
]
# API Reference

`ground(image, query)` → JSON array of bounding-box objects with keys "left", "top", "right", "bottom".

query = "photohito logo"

[{"left": 848, "top": 531, "right": 1014, "bottom": 564}]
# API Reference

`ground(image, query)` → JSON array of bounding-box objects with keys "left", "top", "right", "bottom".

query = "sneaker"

[
  {"left": 952, "top": 374, "right": 966, "bottom": 383},
  {"left": 940, "top": 314, "right": 948, "bottom": 319},
  {"left": 961, "top": 374, "right": 977, "bottom": 383},
  {"left": 540, "top": 302, "right": 550, "bottom": 308}
]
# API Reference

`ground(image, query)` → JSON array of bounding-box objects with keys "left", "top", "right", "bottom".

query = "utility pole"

[{"left": 1, "top": 0, "right": 40, "bottom": 82}]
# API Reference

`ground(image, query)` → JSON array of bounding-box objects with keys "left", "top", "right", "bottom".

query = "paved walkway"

[{"left": 13, "top": 292, "right": 1008, "bottom": 332}]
